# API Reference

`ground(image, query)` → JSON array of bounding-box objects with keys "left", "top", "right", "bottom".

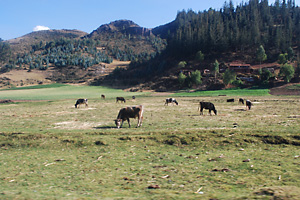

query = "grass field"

[
  {"left": 0, "top": 84, "right": 145, "bottom": 101},
  {"left": 0, "top": 85, "right": 300, "bottom": 199},
  {"left": 173, "top": 88, "right": 271, "bottom": 97}
]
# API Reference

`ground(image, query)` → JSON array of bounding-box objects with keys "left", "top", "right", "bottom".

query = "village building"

[{"left": 229, "top": 63, "right": 254, "bottom": 73}]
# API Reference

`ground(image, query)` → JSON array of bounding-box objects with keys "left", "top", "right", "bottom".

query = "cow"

[
  {"left": 198, "top": 102, "right": 217, "bottom": 115},
  {"left": 75, "top": 98, "right": 88, "bottom": 108},
  {"left": 101, "top": 94, "right": 105, "bottom": 99},
  {"left": 116, "top": 97, "right": 126, "bottom": 103},
  {"left": 132, "top": 96, "right": 136, "bottom": 100},
  {"left": 239, "top": 98, "right": 244, "bottom": 105},
  {"left": 114, "top": 105, "right": 144, "bottom": 128},
  {"left": 246, "top": 100, "right": 252, "bottom": 110},
  {"left": 164, "top": 98, "right": 178, "bottom": 106},
  {"left": 227, "top": 98, "right": 235, "bottom": 102}
]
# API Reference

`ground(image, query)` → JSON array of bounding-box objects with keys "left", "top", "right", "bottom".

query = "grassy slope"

[{"left": 0, "top": 86, "right": 300, "bottom": 199}]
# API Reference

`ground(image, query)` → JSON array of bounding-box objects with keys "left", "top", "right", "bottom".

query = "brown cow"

[
  {"left": 116, "top": 97, "right": 126, "bottom": 103},
  {"left": 114, "top": 105, "right": 144, "bottom": 128},
  {"left": 75, "top": 99, "right": 88, "bottom": 108}
]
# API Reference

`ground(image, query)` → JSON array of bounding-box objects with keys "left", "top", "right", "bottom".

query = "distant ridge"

[
  {"left": 8, "top": 29, "right": 87, "bottom": 43},
  {"left": 7, "top": 29, "right": 88, "bottom": 53},
  {"left": 87, "top": 20, "right": 153, "bottom": 39}
]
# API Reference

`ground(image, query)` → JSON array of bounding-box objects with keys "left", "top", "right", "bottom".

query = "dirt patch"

[
  {"left": 255, "top": 186, "right": 300, "bottom": 200},
  {"left": 270, "top": 83, "right": 300, "bottom": 95},
  {"left": 0, "top": 69, "right": 53, "bottom": 88},
  {"left": 54, "top": 121, "right": 101, "bottom": 130}
]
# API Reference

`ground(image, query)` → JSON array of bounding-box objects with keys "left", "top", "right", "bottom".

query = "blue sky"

[{"left": 0, "top": 0, "right": 297, "bottom": 40}]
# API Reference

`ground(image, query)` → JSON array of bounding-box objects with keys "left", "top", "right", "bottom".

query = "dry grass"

[{"left": 0, "top": 93, "right": 300, "bottom": 199}]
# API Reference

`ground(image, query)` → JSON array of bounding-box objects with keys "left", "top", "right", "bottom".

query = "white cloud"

[{"left": 33, "top": 25, "right": 50, "bottom": 32}]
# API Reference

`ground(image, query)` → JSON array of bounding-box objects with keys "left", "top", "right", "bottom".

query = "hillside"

[
  {"left": 105, "top": 0, "right": 300, "bottom": 91},
  {"left": 0, "top": 0, "right": 300, "bottom": 91},
  {"left": 86, "top": 20, "right": 166, "bottom": 57},
  {"left": 7, "top": 29, "right": 88, "bottom": 55},
  {"left": 0, "top": 59, "right": 130, "bottom": 88},
  {"left": 0, "top": 20, "right": 166, "bottom": 88}
]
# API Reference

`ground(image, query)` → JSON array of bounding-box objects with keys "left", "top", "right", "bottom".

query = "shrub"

[
  {"left": 280, "top": 64, "right": 295, "bottom": 83},
  {"left": 178, "top": 72, "right": 186, "bottom": 87}
]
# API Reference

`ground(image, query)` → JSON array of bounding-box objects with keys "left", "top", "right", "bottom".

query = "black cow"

[
  {"left": 239, "top": 98, "right": 244, "bottom": 105},
  {"left": 246, "top": 100, "right": 252, "bottom": 110},
  {"left": 198, "top": 102, "right": 217, "bottom": 115},
  {"left": 101, "top": 94, "right": 105, "bottom": 99},
  {"left": 116, "top": 97, "right": 126, "bottom": 103},
  {"left": 164, "top": 98, "right": 178, "bottom": 106},
  {"left": 75, "top": 98, "right": 88, "bottom": 108},
  {"left": 114, "top": 105, "right": 144, "bottom": 128},
  {"left": 227, "top": 98, "right": 235, "bottom": 102}
]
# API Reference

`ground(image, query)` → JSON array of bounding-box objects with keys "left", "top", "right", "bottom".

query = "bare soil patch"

[
  {"left": 255, "top": 186, "right": 300, "bottom": 200},
  {"left": 0, "top": 69, "right": 53, "bottom": 88},
  {"left": 270, "top": 83, "right": 300, "bottom": 95}
]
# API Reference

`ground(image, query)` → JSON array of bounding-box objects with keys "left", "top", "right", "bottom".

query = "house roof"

[{"left": 229, "top": 63, "right": 251, "bottom": 67}]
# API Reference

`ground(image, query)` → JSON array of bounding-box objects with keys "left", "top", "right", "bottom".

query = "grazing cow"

[
  {"left": 101, "top": 94, "right": 105, "bottom": 99},
  {"left": 246, "top": 100, "right": 252, "bottom": 110},
  {"left": 239, "top": 98, "right": 244, "bottom": 105},
  {"left": 132, "top": 96, "right": 136, "bottom": 100},
  {"left": 116, "top": 97, "right": 126, "bottom": 103},
  {"left": 164, "top": 98, "right": 178, "bottom": 106},
  {"left": 198, "top": 102, "right": 217, "bottom": 115},
  {"left": 75, "top": 98, "right": 88, "bottom": 108},
  {"left": 114, "top": 105, "right": 144, "bottom": 128},
  {"left": 227, "top": 98, "right": 235, "bottom": 102}
]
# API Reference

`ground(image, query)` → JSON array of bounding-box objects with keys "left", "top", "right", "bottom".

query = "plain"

[{"left": 0, "top": 85, "right": 300, "bottom": 199}]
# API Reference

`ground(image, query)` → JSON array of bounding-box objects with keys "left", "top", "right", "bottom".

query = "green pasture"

[
  {"left": 0, "top": 85, "right": 300, "bottom": 199},
  {"left": 0, "top": 84, "right": 145, "bottom": 101},
  {"left": 173, "top": 88, "right": 271, "bottom": 97}
]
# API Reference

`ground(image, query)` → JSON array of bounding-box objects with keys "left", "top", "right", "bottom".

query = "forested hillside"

[
  {"left": 165, "top": 0, "right": 299, "bottom": 58},
  {"left": 108, "top": 0, "right": 300, "bottom": 90}
]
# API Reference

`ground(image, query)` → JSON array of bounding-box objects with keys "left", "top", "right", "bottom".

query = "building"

[{"left": 229, "top": 63, "right": 253, "bottom": 73}]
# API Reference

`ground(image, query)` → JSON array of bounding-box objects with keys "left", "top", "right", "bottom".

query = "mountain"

[
  {"left": 0, "top": 20, "right": 166, "bottom": 88},
  {"left": 87, "top": 20, "right": 153, "bottom": 39},
  {"left": 7, "top": 29, "right": 88, "bottom": 54}
]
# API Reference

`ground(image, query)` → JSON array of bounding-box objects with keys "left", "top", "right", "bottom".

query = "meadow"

[{"left": 0, "top": 85, "right": 300, "bottom": 199}]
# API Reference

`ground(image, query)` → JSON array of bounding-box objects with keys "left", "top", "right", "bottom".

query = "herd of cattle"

[{"left": 74, "top": 96, "right": 252, "bottom": 128}]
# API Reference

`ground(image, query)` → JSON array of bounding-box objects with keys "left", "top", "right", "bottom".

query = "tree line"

[{"left": 166, "top": 0, "right": 299, "bottom": 60}]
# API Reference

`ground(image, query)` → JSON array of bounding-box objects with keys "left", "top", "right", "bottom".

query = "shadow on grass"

[
  {"left": 234, "top": 109, "right": 246, "bottom": 112},
  {"left": 93, "top": 126, "right": 116, "bottom": 129}
]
